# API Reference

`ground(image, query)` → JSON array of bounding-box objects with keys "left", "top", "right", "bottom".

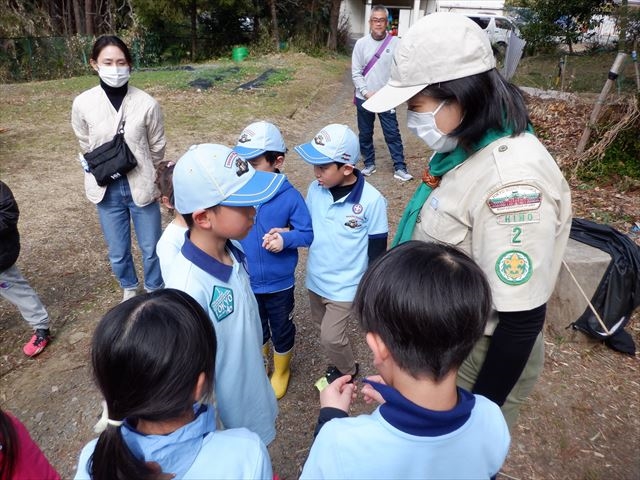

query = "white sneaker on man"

[
  {"left": 122, "top": 288, "right": 138, "bottom": 303},
  {"left": 361, "top": 165, "right": 377, "bottom": 176},
  {"left": 394, "top": 169, "right": 414, "bottom": 182}
]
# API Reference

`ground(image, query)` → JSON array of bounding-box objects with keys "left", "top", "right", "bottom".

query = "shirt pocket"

[{"left": 419, "top": 203, "right": 469, "bottom": 246}]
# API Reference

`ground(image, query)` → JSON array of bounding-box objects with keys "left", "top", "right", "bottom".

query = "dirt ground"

[{"left": 1, "top": 57, "right": 639, "bottom": 480}]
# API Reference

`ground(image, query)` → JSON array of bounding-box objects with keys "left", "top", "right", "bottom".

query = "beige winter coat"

[{"left": 71, "top": 85, "right": 166, "bottom": 206}]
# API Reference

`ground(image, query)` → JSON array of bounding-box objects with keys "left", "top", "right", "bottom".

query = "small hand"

[
  {"left": 262, "top": 232, "right": 284, "bottom": 253},
  {"left": 361, "top": 375, "right": 386, "bottom": 405},
  {"left": 319, "top": 375, "right": 356, "bottom": 413}
]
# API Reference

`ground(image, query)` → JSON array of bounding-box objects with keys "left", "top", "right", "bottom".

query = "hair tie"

[
  {"left": 166, "top": 161, "right": 176, "bottom": 168},
  {"left": 93, "top": 400, "right": 124, "bottom": 433}
]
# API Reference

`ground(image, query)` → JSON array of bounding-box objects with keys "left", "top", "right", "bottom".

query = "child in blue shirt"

[
  {"left": 166, "top": 144, "right": 285, "bottom": 446},
  {"left": 234, "top": 121, "right": 313, "bottom": 400},
  {"left": 155, "top": 160, "right": 188, "bottom": 281},
  {"left": 301, "top": 241, "right": 510, "bottom": 479},
  {"left": 294, "top": 123, "right": 388, "bottom": 385},
  {"left": 74, "top": 289, "right": 272, "bottom": 480}
]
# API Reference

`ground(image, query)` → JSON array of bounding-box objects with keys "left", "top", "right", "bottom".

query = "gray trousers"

[{"left": 0, "top": 264, "right": 50, "bottom": 330}]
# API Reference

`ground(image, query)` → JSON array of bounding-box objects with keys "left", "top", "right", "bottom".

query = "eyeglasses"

[{"left": 370, "top": 18, "right": 387, "bottom": 24}]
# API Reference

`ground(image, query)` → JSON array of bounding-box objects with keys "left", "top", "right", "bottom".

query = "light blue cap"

[
  {"left": 233, "top": 121, "right": 287, "bottom": 160},
  {"left": 294, "top": 124, "right": 360, "bottom": 165},
  {"left": 173, "top": 143, "right": 285, "bottom": 214}
]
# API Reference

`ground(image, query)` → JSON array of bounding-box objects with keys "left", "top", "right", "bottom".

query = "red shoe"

[{"left": 23, "top": 329, "right": 50, "bottom": 357}]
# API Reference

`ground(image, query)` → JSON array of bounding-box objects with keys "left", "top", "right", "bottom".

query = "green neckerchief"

[{"left": 392, "top": 126, "right": 530, "bottom": 246}]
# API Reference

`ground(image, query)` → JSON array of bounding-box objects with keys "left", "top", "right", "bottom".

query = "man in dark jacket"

[{"left": 0, "top": 180, "right": 52, "bottom": 357}]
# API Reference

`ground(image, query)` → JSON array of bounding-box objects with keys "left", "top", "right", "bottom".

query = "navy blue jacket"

[{"left": 240, "top": 177, "right": 313, "bottom": 294}]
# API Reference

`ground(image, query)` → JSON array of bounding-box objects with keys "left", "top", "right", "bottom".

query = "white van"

[{"left": 465, "top": 14, "right": 521, "bottom": 52}]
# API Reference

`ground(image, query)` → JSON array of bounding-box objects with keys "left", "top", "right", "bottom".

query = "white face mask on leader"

[
  {"left": 406, "top": 100, "right": 459, "bottom": 153},
  {"left": 98, "top": 66, "right": 130, "bottom": 88}
]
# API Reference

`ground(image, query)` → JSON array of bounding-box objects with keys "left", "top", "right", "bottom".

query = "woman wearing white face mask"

[
  {"left": 72, "top": 36, "right": 166, "bottom": 302},
  {"left": 364, "top": 13, "right": 572, "bottom": 430}
]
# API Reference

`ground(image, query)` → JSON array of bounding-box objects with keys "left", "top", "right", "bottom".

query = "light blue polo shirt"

[
  {"left": 166, "top": 234, "right": 278, "bottom": 445},
  {"left": 305, "top": 173, "right": 388, "bottom": 302},
  {"left": 301, "top": 385, "right": 510, "bottom": 479}
]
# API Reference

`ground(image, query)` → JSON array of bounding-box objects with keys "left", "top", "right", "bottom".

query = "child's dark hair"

[
  {"left": 264, "top": 151, "right": 285, "bottom": 165},
  {"left": 89, "top": 289, "right": 216, "bottom": 480},
  {"left": 156, "top": 161, "right": 176, "bottom": 208},
  {"left": 353, "top": 241, "right": 491, "bottom": 381},
  {"left": 91, "top": 35, "right": 132, "bottom": 65},
  {"left": 0, "top": 408, "right": 18, "bottom": 480}
]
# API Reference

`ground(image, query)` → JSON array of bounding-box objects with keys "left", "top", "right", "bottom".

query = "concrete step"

[{"left": 546, "top": 238, "right": 611, "bottom": 343}]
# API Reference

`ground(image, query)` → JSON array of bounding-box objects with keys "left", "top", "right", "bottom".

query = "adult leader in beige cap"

[{"left": 364, "top": 12, "right": 572, "bottom": 429}]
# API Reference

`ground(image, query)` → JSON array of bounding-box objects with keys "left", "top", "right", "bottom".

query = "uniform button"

[{"left": 498, "top": 145, "right": 508, "bottom": 152}]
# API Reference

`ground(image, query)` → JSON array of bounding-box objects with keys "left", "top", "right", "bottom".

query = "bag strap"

[
  {"left": 114, "top": 94, "right": 127, "bottom": 135},
  {"left": 362, "top": 34, "right": 393, "bottom": 77}
]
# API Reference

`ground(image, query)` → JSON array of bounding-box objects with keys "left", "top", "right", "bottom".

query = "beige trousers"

[{"left": 308, "top": 290, "right": 357, "bottom": 375}]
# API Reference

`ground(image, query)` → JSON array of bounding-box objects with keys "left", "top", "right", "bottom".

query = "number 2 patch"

[{"left": 495, "top": 250, "right": 533, "bottom": 285}]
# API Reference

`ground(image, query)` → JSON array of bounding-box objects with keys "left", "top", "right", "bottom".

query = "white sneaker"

[
  {"left": 122, "top": 288, "right": 138, "bottom": 303},
  {"left": 394, "top": 169, "right": 414, "bottom": 182},
  {"left": 361, "top": 165, "right": 377, "bottom": 176}
]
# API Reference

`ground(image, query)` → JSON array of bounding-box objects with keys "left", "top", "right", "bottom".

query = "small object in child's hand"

[{"left": 315, "top": 376, "right": 329, "bottom": 392}]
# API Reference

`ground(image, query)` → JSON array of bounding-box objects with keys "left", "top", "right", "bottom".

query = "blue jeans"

[
  {"left": 256, "top": 287, "right": 295, "bottom": 353},
  {"left": 355, "top": 97, "right": 406, "bottom": 171},
  {"left": 96, "top": 177, "right": 163, "bottom": 291}
]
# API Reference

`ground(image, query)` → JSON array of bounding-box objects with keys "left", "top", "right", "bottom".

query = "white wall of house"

[
  {"left": 341, "top": 0, "right": 506, "bottom": 43},
  {"left": 342, "top": 0, "right": 429, "bottom": 42}
]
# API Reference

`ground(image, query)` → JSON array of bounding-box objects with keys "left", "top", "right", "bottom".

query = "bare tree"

[
  {"left": 326, "top": 0, "right": 340, "bottom": 50},
  {"left": 85, "top": 0, "right": 94, "bottom": 35},
  {"left": 268, "top": 0, "right": 280, "bottom": 50}
]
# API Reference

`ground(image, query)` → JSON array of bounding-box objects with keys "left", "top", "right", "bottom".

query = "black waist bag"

[{"left": 84, "top": 120, "right": 137, "bottom": 186}]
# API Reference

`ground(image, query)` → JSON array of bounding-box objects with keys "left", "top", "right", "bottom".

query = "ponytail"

[{"left": 90, "top": 425, "right": 158, "bottom": 480}]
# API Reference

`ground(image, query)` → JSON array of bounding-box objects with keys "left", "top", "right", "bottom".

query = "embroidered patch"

[
  {"left": 487, "top": 185, "right": 542, "bottom": 214},
  {"left": 495, "top": 250, "right": 533, "bottom": 285},
  {"left": 352, "top": 203, "right": 363, "bottom": 214},
  {"left": 344, "top": 216, "right": 363, "bottom": 229},
  {"left": 210, "top": 286, "right": 234, "bottom": 322},
  {"left": 497, "top": 212, "right": 541, "bottom": 225}
]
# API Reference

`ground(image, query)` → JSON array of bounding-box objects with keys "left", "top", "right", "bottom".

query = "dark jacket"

[
  {"left": 239, "top": 177, "right": 313, "bottom": 294},
  {"left": 0, "top": 180, "right": 20, "bottom": 271}
]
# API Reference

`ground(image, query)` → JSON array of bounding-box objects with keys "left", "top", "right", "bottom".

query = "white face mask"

[
  {"left": 98, "top": 66, "right": 130, "bottom": 88},
  {"left": 406, "top": 101, "right": 459, "bottom": 153}
]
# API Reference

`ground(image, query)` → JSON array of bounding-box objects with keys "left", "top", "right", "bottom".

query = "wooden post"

[{"left": 576, "top": 52, "right": 627, "bottom": 155}]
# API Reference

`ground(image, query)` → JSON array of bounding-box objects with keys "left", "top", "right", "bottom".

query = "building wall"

[{"left": 342, "top": 0, "right": 428, "bottom": 41}]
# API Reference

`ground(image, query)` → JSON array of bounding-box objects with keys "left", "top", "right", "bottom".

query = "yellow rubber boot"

[
  {"left": 262, "top": 343, "right": 270, "bottom": 375},
  {"left": 271, "top": 350, "right": 292, "bottom": 399}
]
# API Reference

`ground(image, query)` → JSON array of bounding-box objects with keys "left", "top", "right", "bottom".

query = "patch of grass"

[
  {"left": 263, "top": 68, "right": 293, "bottom": 86},
  {"left": 513, "top": 50, "right": 638, "bottom": 94}
]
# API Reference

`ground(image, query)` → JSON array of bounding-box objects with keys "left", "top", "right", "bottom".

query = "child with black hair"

[
  {"left": 74, "top": 289, "right": 272, "bottom": 480},
  {"left": 155, "top": 161, "right": 188, "bottom": 281},
  {"left": 301, "top": 241, "right": 510, "bottom": 479},
  {"left": 166, "top": 144, "right": 283, "bottom": 446},
  {"left": 0, "top": 407, "right": 60, "bottom": 479},
  {"left": 234, "top": 121, "right": 313, "bottom": 399},
  {"left": 294, "top": 123, "right": 388, "bottom": 386}
]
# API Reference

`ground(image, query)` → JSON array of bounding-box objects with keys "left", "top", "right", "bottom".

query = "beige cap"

[{"left": 363, "top": 12, "right": 496, "bottom": 113}]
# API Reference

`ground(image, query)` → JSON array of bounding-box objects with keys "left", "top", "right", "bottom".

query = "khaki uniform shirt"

[{"left": 412, "top": 133, "right": 572, "bottom": 333}]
